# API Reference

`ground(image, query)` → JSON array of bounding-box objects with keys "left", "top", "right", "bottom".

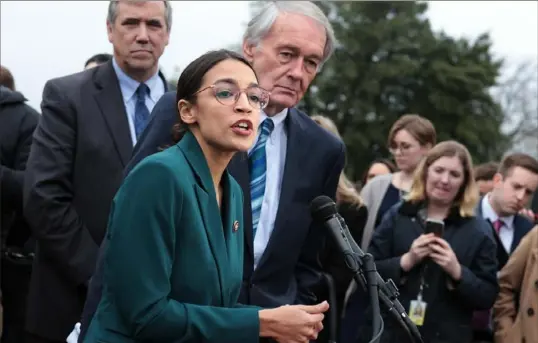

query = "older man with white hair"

[{"left": 78, "top": 2, "right": 345, "bottom": 342}]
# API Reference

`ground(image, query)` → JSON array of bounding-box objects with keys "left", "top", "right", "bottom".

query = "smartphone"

[{"left": 425, "top": 219, "right": 444, "bottom": 237}]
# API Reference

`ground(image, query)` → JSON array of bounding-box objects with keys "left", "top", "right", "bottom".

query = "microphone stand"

[
  {"left": 341, "top": 250, "right": 383, "bottom": 343},
  {"left": 338, "top": 215, "right": 424, "bottom": 343}
]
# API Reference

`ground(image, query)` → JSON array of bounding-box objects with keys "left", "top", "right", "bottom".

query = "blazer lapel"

[
  {"left": 222, "top": 172, "right": 237, "bottom": 256},
  {"left": 179, "top": 132, "right": 229, "bottom": 305},
  {"left": 257, "top": 108, "right": 306, "bottom": 269},
  {"left": 228, "top": 153, "right": 253, "bottom": 256},
  {"left": 93, "top": 61, "right": 132, "bottom": 166}
]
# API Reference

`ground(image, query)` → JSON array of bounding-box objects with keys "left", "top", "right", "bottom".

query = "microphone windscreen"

[{"left": 310, "top": 195, "right": 337, "bottom": 221}]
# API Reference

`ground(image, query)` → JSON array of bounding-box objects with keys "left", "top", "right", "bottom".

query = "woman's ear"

[{"left": 178, "top": 100, "right": 196, "bottom": 125}]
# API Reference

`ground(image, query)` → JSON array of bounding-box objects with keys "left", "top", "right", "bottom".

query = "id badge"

[{"left": 408, "top": 298, "right": 427, "bottom": 326}]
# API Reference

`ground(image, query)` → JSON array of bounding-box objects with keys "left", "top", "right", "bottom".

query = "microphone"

[
  {"left": 311, "top": 196, "right": 424, "bottom": 343},
  {"left": 310, "top": 196, "right": 382, "bottom": 343}
]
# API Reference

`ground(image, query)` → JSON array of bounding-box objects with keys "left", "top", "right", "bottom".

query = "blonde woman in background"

[
  {"left": 312, "top": 115, "right": 369, "bottom": 342},
  {"left": 341, "top": 114, "right": 436, "bottom": 343},
  {"left": 366, "top": 141, "right": 498, "bottom": 343}
]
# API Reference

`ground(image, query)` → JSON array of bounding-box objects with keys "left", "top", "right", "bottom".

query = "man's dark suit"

[
  {"left": 472, "top": 197, "right": 533, "bottom": 342},
  {"left": 475, "top": 198, "right": 533, "bottom": 269},
  {"left": 23, "top": 61, "right": 139, "bottom": 342},
  {"left": 78, "top": 91, "right": 345, "bottom": 341}
]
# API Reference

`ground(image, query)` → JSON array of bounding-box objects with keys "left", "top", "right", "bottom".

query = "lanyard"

[{"left": 416, "top": 207, "right": 430, "bottom": 301}]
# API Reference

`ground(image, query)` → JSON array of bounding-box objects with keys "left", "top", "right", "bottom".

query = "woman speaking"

[{"left": 83, "top": 49, "right": 328, "bottom": 343}]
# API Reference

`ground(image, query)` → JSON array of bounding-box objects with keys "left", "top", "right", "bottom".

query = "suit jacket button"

[{"left": 527, "top": 307, "right": 534, "bottom": 317}]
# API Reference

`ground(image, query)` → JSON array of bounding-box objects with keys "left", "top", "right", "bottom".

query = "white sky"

[{"left": 1, "top": 1, "right": 536, "bottom": 111}]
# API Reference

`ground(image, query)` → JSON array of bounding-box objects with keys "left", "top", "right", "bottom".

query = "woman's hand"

[
  {"left": 259, "top": 301, "right": 329, "bottom": 343},
  {"left": 429, "top": 237, "right": 461, "bottom": 281},
  {"left": 400, "top": 233, "right": 436, "bottom": 271}
]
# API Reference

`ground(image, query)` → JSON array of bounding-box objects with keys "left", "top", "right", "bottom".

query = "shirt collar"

[
  {"left": 112, "top": 58, "right": 162, "bottom": 103},
  {"left": 260, "top": 108, "right": 288, "bottom": 128},
  {"left": 482, "top": 194, "right": 515, "bottom": 228}
]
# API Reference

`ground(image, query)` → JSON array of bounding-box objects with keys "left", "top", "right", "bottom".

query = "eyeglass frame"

[
  {"left": 193, "top": 82, "right": 271, "bottom": 110},
  {"left": 388, "top": 143, "right": 421, "bottom": 155}
]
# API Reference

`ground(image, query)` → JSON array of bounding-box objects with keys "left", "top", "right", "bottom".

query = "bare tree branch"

[{"left": 494, "top": 60, "right": 538, "bottom": 157}]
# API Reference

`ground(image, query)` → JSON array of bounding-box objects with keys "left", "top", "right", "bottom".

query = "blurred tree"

[
  {"left": 246, "top": 1, "right": 507, "bottom": 180},
  {"left": 494, "top": 60, "right": 538, "bottom": 159}
]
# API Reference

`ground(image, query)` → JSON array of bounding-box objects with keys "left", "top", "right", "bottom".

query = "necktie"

[
  {"left": 134, "top": 83, "right": 150, "bottom": 139},
  {"left": 493, "top": 219, "right": 504, "bottom": 234},
  {"left": 249, "top": 118, "right": 275, "bottom": 239}
]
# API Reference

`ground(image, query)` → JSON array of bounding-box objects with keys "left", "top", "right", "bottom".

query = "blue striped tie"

[
  {"left": 249, "top": 118, "right": 275, "bottom": 239},
  {"left": 134, "top": 83, "right": 150, "bottom": 139}
]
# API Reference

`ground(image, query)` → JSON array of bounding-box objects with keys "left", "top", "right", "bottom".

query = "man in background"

[
  {"left": 475, "top": 161, "right": 499, "bottom": 196},
  {"left": 84, "top": 53, "right": 113, "bottom": 70},
  {"left": 473, "top": 153, "right": 538, "bottom": 343},
  {"left": 0, "top": 66, "right": 39, "bottom": 343},
  {"left": 23, "top": 1, "right": 171, "bottom": 342}
]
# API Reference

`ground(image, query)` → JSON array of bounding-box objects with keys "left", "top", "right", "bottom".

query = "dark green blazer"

[{"left": 83, "top": 132, "right": 260, "bottom": 343}]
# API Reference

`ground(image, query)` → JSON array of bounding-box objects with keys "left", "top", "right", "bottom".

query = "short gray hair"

[
  {"left": 107, "top": 0, "right": 173, "bottom": 31},
  {"left": 244, "top": 1, "right": 337, "bottom": 65}
]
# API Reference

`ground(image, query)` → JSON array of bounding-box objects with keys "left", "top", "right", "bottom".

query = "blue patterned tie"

[
  {"left": 134, "top": 83, "right": 150, "bottom": 139},
  {"left": 249, "top": 118, "right": 275, "bottom": 239}
]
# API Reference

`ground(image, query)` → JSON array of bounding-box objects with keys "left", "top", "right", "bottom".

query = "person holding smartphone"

[{"left": 363, "top": 141, "right": 499, "bottom": 343}]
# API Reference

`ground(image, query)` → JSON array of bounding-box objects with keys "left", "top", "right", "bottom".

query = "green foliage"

[{"left": 294, "top": 1, "right": 508, "bottom": 181}]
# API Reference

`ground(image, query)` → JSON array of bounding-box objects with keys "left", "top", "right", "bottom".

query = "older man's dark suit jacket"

[
  {"left": 23, "top": 61, "right": 167, "bottom": 341},
  {"left": 78, "top": 91, "right": 345, "bottom": 341}
]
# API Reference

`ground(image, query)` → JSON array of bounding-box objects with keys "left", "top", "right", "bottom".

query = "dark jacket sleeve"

[
  {"left": 23, "top": 80, "right": 97, "bottom": 287},
  {"left": 295, "top": 142, "right": 346, "bottom": 304},
  {"left": 0, "top": 105, "right": 39, "bottom": 210},
  {"left": 452, "top": 220, "right": 499, "bottom": 310},
  {"left": 368, "top": 205, "right": 404, "bottom": 284}
]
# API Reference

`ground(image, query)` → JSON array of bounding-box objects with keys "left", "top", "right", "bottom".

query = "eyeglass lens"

[{"left": 213, "top": 82, "right": 269, "bottom": 109}]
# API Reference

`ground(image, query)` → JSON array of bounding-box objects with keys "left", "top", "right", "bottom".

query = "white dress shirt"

[
  {"left": 481, "top": 194, "right": 515, "bottom": 253},
  {"left": 249, "top": 109, "right": 288, "bottom": 269},
  {"left": 112, "top": 58, "right": 165, "bottom": 146}
]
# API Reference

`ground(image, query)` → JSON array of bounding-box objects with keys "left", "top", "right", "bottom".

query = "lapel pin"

[{"left": 233, "top": 220, "right": 239, "bottom": 232}]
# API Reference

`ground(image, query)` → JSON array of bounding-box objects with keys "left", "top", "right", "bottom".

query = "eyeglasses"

[
  {"left": 389, "top": 144, "right": 418, "bottom": 155},
  {"left": 194, "top": 82, "right": 270, "bottom": 110}
]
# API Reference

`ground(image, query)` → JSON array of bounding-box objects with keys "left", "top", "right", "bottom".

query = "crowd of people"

[{"left": 1, "top": 1, "right": 537, "bottom": 343}]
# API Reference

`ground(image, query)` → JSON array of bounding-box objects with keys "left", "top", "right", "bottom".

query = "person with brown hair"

[
  {"left": 361, "top": 158, "right": 396, "bottom": 188},
  {"left": 79, "top": 3, "right": 345, "bottom": 343},
  {"left": 0, "top": 65, "right": 15, "bottom": 91},
  {"left": 366, "top": 141, "right": 498, "bottom": 343},
  {"left": 472, "top": 152, "right": 538, "bottom": 342},
  {"left": 474, "top": 161, "right": 499, "bottom": 196},
  {"left": 342, "top": 114, "right": 437, "bottom": 343},
  {"left": 360, "top": 114, "right": 437, "bottom": 251},
  {"left": 83, "top": 48, "right": 329, "bottom": 343}
]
